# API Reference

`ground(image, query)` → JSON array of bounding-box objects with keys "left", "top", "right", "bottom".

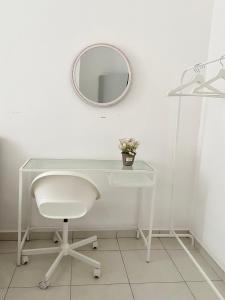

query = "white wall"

[
  {"left": 191, "top": 0, "right": 225, "bottom": 271},
  {"left": 0, "top": 0, "right": 213, "bottom": 231}
]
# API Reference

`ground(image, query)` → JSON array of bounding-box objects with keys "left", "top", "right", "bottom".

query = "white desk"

[{"left": 17, "top": 159, "right": 157, "bottom": 265}]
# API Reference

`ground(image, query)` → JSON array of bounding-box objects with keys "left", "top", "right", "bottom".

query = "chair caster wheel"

[
  {"left": 39, "top": 280, "right": 49, "bottom": 289},
  {"left": 93, "top": 268, "right": 101, "bottom": 279},
  {"left": 92, "top": 241, "right": 98, "bottom": 249},
  {"left": 53, "top": 233, "right": 59, "bottom": 244},
  {"left": 21, "top": 256, "right": 29, "bottom": 265}
]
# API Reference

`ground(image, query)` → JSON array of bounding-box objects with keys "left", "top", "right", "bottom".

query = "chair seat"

[
  {"left": 38, "top": 201, "right": 88, "bottom": 219},
  {"left": 31, "top": 171, "right": 100, "bottom": 220}
]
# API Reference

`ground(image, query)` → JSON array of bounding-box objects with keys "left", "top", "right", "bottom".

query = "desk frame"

[{"left": 17, "top": 159, "right": 157, "bottom": 266}]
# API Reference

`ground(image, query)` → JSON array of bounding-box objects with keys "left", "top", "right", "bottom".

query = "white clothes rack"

[
  {"left": 168, "top": 55, "right": 225, "bottom": 300},
  {"left": 169, "top": 55, "right": 225, "bottom": 98}
]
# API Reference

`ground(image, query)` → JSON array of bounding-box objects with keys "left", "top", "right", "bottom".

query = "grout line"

[
  {"left": 9, "top": 281, "right": 198, "bottom": 288},
  {"left": 161, "top": 240, "right": 197, "bottom": 300},
  {"left": 69, "top": 279, "right": 223, "bottom": 286},
  {"left": 157, "top": 237, "right": 164, "bottom": 249},
  {"left": 116, "top": 237, "right": 136, "bottom": 300},
  {"left": 72, "top": 237, "right": 117, "bottom": 240},
  {"left": 3, "top": 263, "right": 17, "bottom": 300},
  {"left": 77, "top": 249, "right": 120, "bottom": 252},
  {"left": 118, "top": 248, "right": 164, "bottom": 252},
  {"left": 8, "top": 283, "right": 72, "bottom": 289},
  {"left": 70, "top": 281, "right": 186, "bottom": 286},
  {"left": 3, "top": 285, "right": 72, "bottom": 289},
  {"left": 185, "top": 280, "right": 224, "bottom": 283},
  {"left": 116, "top": 247, "right": 166, "bottom": 252},
  {"left": 78, "top": 248, "right": 164, "bottom": 252}
]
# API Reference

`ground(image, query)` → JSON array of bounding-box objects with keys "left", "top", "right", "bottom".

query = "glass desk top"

[{"left": 22, "top": 159, "right": 154, "bottom": 173}]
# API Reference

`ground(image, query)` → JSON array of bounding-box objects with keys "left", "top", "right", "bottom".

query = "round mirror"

[{"left": 72, "top": 43, "right": 131, "bottom": 107}]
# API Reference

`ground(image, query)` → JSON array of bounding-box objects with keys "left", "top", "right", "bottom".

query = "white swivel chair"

[{"left": 24, "top": 171, "right": 101, "bottom": 289}]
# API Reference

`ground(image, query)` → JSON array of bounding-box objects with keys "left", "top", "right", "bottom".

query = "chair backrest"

[{"left": 31, "top": 171, "right": 100, "bottom": 220}]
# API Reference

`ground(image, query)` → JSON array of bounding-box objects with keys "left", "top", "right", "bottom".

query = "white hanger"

[
  {"left": 193, "top": 56, "right": 225, "bottom": 96},
  {"left": 168, "top": 65, "right": 205, "bottom": 96}
]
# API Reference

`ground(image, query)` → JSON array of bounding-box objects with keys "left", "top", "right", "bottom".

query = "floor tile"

[
  {"left": 168, "top": 250, "right": 220, "bottom": 281},
  {"left": 71, "top": 284, "right": 133, "bottom": 300},
  {"left": 73, "top": 238, "right": 119, "bottom": 251},
  {"left": 0, "top": 289, "right": 7, "bottom": 300},
  {"left": 118, "top": 237, "right": 163, "bottom": 250},
  {"left": 116, "top": 230, "right": 137, "bottom": 238},
  {"left": 0, "top": 241, "right": 17, "bottom": 253},
  {"left": 131, "top": 282, "right": 195, "bottom": 300},
  {"left": 187, "top": 281, "right": 225, "bottom": 300},
  {"left": 122, "top": 250, "right": 182, "bottom": 283},
  {"left": 160, "top": 237, "right": 194, "bottom": 250},
  {"left": 5, "top": 286, "right": 70, "bottom": 300},
  {"left": 10, "top": 254, "right": 71, "bottom": 287},
  {"left": 0, "top": 254, "right": 16, "bottom": 288},
  {"left": 71, "top": 250, "right": 128, "bottom": 285}
]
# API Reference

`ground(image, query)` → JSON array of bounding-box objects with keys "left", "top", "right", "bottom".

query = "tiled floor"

[{"left": 0, "top": 237, "right": 225, "bottom": 300}]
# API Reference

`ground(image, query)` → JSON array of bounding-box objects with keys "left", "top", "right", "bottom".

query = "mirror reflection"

[{"left": 72, "top": 44, "right": 131, "bottom": 106}]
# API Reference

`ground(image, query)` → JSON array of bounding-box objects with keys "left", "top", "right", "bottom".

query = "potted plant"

[{"left": 119, "top": 138, "right": 140, "bottom": 166}]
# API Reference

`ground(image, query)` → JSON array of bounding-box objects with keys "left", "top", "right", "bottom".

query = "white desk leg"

[
  {"left": 17, "top": 169, "right": 23, "bottom": 266},
  {"left": 26, "top": 172, "right": 32, "bottom": 242},
  {"left": 136, "top": 188, "right": 142, "bottom": 239},
  {"left": 146, "top": 182, "right": 156, "bottom": 263}
]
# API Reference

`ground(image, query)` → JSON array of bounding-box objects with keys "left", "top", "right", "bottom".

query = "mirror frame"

[{"left": 72, "top": 43, "right": 132, "bottom": 107}]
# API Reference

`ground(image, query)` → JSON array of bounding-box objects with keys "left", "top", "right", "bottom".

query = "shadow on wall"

[{"left": 0, "top": 138, "right": 27, "bottom": 230}]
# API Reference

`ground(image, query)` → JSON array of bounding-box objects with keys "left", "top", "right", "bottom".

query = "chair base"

[{"left": 21, "top": 221, "right": 101, "bottom": 289}]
